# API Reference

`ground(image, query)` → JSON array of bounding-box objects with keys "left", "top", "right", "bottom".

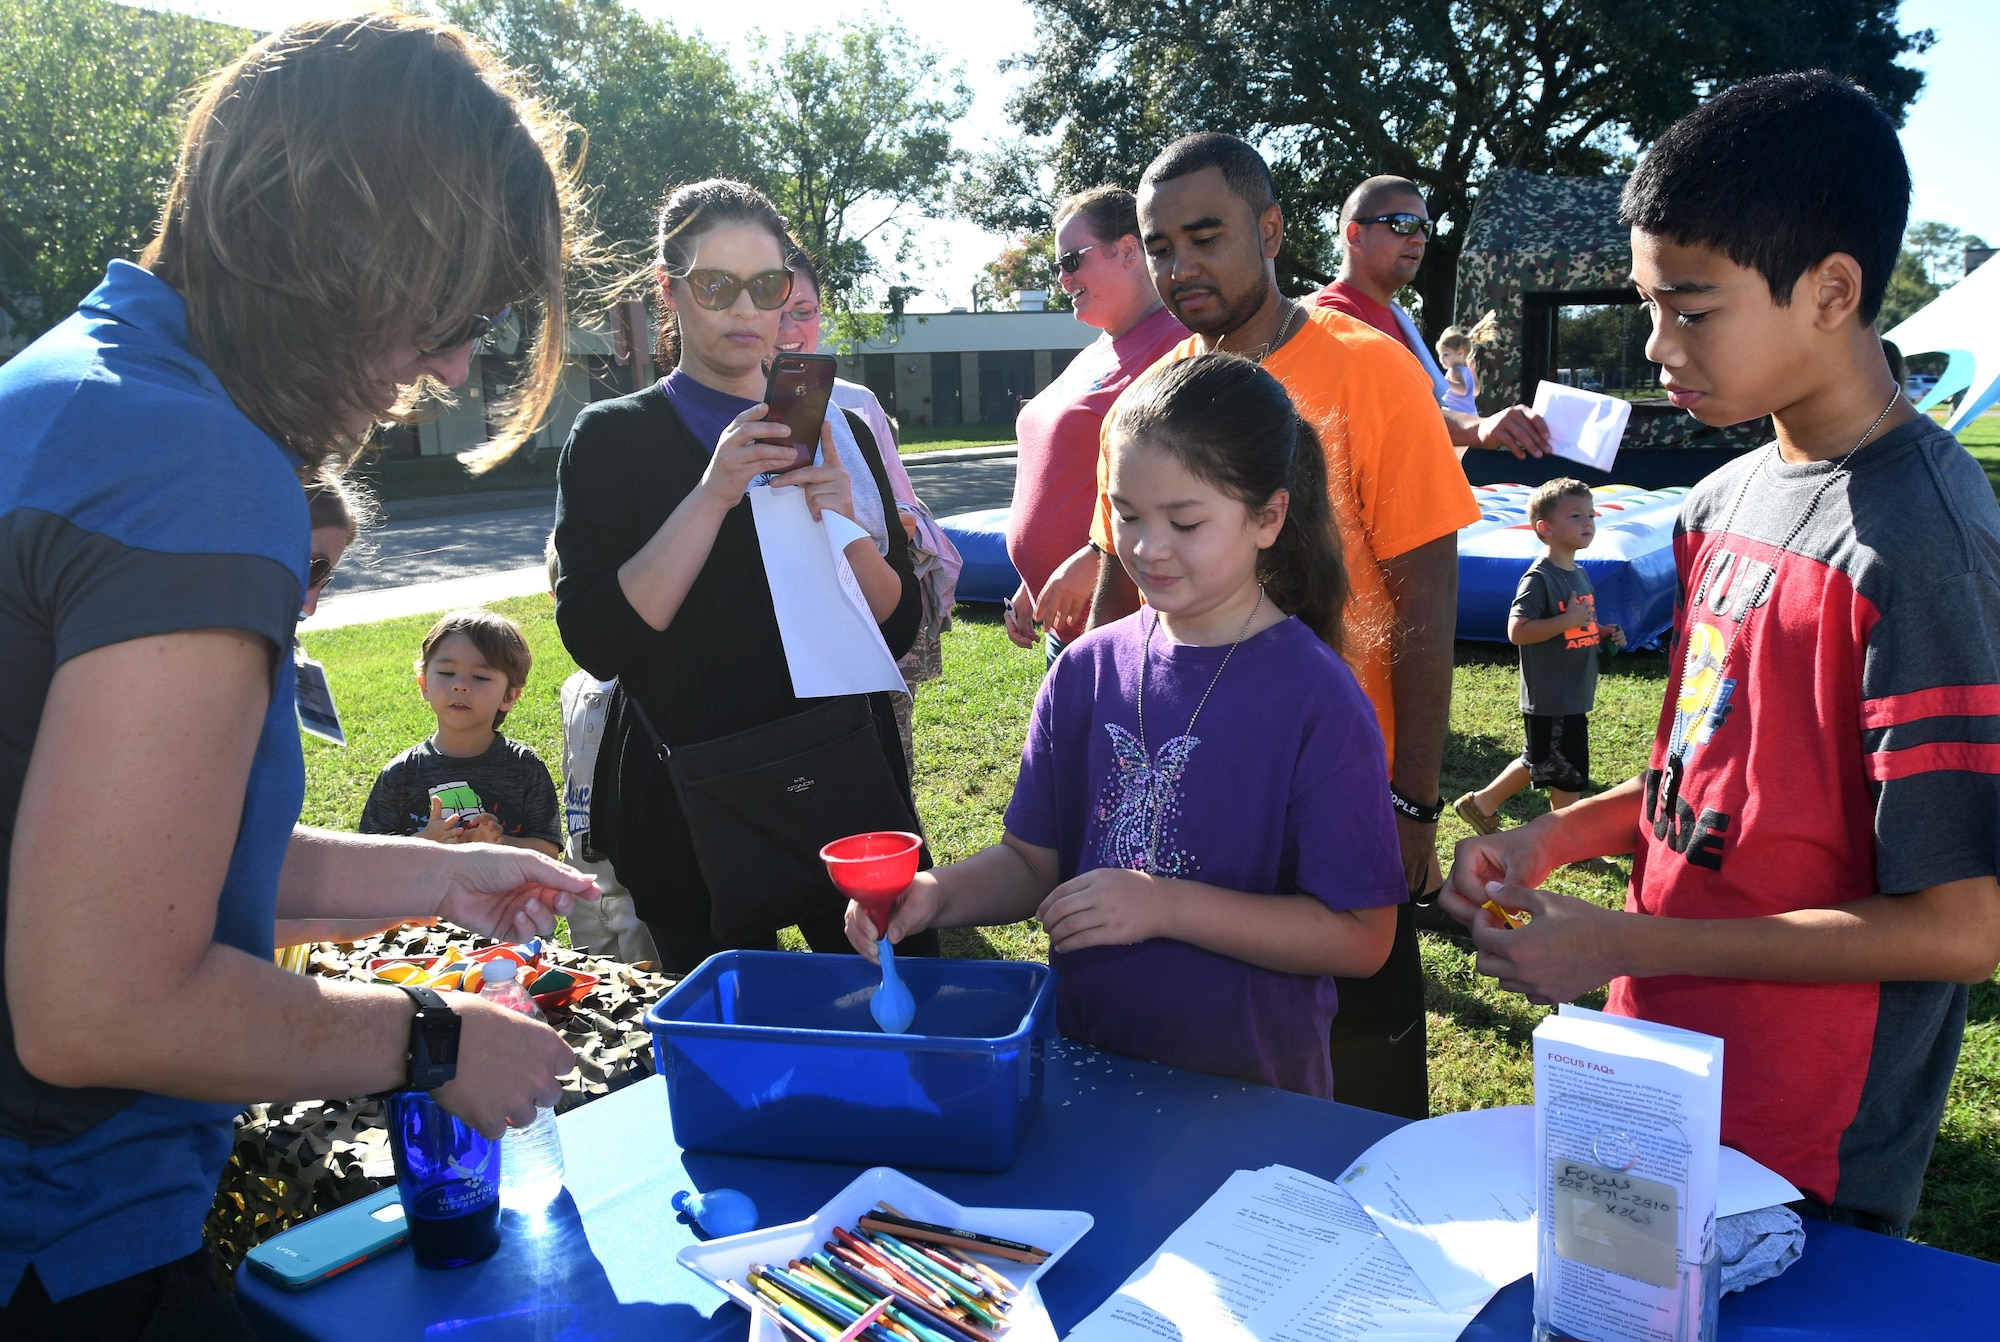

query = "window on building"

[
  {"left": 979, "top": 350, "right": 1035, "bottom": 425},
  {"left": 931, "top": 353, "right": 962, "bottom": 425},
  {"left": 864, "top": 353, "right": 898, "bottom": 416}
]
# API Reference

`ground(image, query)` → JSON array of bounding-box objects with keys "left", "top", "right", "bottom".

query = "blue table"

[{"left": 239, "top": 1039, "right": 2000, "bottom": 1340}]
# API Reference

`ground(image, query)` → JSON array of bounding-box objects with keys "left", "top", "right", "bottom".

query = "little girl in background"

[
  {"left": 1437, "top": 326, "right": 1480, "bottom": 416},
  {"left": 846, "top": 353, "right": 1404, "bottom": 1097}
]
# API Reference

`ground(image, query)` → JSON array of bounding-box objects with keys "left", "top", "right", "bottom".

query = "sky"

[{"left": 133, "top": 0, "right": 2000, "bottom": 309}]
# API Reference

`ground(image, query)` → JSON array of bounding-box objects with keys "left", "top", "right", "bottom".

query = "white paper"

[
  {"left": 1531, "top": 381, "right": 1633, "bottom": 471},
  {"left": 1334, "top": 1101, "right": 1801, "bottom": 1316},
  {"left": 1336, "top": 1107, "right": 1537, "bottom": 1313},
  {"left": 1534, "top": 1007, "right": 1723, "bottom": 1342},
  {"left": 748, "top": 483, "right": 907, "bottom": 698},
  {"left": 1067, "top": 1166, "right": 1487, "bottom": 1342}
]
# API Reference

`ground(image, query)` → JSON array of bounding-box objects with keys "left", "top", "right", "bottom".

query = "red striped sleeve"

[
  {"left": 1860, "top": 683, "right": 2000, "bottom": 729},
  {"left": 1867, "top": 741, "right": 2000, "bottom": 782}
]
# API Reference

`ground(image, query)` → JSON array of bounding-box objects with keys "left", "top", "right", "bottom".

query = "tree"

[
  {"left": 992, "top": 0, "right": 1932, "bottom": 337},
  {"left": 1905, "top": 220, "right": 1990, "bottom": 287},
  {"left": 1879, "top": 220, "right": 1989, "bottom": 332},
  {"left": 0, "top": 0, "right": 247, "bottom": 342},
  {"left": 441, "top": 0, "right": 757, "bottom": 259},
  {"left": 983, "top": 236, "right": 1071, "bottom": 310},
  {"left": 751, "top": 18, "right": 970, "bottom": 307}
]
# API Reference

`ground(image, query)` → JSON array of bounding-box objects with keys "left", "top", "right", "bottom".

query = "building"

[{"left": 828, "top": 308, "right": 1098, "bottom": 427}]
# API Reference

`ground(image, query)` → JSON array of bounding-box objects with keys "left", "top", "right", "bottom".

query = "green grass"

[
  {"left": 301, "top": 600, "right": 1999, "bottom": 1261},
  {"left": 895, "top": 424, "right": 1017, "bottom": 453},
  {"left": 1953, "top": 409, "right": 2000, "bottom": 499}
]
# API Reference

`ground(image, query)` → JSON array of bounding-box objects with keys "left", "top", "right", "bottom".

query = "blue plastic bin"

[{"left": 645, "top": 951, "right": 1055, "bottom": 1172}]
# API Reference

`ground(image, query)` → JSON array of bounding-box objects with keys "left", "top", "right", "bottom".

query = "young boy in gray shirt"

[{"left": 1456, "top": 478, "right": 1625, "bottom": 831}]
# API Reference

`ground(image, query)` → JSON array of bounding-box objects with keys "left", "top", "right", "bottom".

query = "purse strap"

[
  {"left": 842, "top": 407, "right": 906, "bottom": 568},
  {"left": 624, "top": 688, "right": 673, "bottom": 766}
]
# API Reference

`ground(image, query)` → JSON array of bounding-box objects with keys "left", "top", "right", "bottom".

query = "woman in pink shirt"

[{"left": 1006, "top": 188, "right": 1187, "bottom": 664}]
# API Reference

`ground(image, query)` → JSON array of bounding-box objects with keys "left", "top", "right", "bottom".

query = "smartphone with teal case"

[{"left": 244, "top": 1186, "right": 409, "bottom": 1290}]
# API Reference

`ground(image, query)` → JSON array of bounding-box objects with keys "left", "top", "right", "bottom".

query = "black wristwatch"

[
  {"left": 397, "top": 983, "right": 460, "bottom": 1091},
  {"left": 1389, "top": 784, "right": 1445, "bottom": 825}
]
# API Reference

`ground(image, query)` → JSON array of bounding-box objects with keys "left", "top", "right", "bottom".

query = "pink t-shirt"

[{"left": 1007, "top": 304, "right": 1186, "bottom": 641}]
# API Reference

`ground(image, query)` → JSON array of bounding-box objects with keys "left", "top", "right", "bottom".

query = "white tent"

[{"left": 1884, "top": 258, "right": 2000, "bottom": 430}]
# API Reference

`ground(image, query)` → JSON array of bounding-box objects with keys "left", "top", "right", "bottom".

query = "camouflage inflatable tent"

[{"left": 1454, "top": 168, "right": 1764, "bottom": 455}]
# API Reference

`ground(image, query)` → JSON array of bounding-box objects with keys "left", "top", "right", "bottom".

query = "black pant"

[
  {"left": 1327, "top": 901, "right": 1429, "bottom": 1118},
  {"left": 3, "top": 1251, "right": 259, "bottom": 1341}
]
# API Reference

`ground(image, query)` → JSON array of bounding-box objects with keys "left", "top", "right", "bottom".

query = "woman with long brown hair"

[
  {"left": 0, "top": 14, "right": 594, "bottom": 1334},
  {"left": 553, "top": 179, "right": 932, "bottom": 969}
]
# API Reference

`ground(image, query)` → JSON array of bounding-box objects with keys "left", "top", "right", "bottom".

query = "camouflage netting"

[
  {"left": 204, "top": 925, "right": 674, "bottom": 1281},
  {"left": 1454, "top": 168, "right": 1766, "bottom": 451}
]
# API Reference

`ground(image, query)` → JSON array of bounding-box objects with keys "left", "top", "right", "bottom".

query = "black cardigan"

[{"left": 552, "top": 385, "right": 921, "bottom": 898}]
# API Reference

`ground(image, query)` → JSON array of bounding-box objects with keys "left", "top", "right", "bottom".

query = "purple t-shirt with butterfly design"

[{"left": 1003, "top": 611, "right": 1406, "bottom": 1097}]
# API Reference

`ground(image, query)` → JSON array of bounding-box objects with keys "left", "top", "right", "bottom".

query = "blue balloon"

[{"left": 672, "top": 1187, "right": 759, "bottom": 1238}]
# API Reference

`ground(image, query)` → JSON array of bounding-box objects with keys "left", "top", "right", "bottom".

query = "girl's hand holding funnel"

[{"left": 821, "top": 831, "right": 923, "bottom": 1033}]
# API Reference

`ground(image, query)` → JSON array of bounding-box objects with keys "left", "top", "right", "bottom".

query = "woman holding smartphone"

[{"left": 552, "top": 178, "right": 931, "bottom": 969}]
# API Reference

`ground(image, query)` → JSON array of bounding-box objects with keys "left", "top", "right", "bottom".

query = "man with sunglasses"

[{"left": 1313, "top": 176, "right": 1551, "bottom": 459}]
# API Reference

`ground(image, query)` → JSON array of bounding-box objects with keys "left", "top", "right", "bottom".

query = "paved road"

[
  {"left": 340, "top": 503, "right": 556, "bottom": 594},
  {"left": 340, "top": 452, "right": 1017, "bottom": 594},
  {"left": 904, "top": 452, "right": 1016, "bottom": 517}
]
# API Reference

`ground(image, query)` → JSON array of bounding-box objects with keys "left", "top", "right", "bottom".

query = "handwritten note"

[{"left": 1549, "top": 1160, "right": 1681, "bottom": 1289}]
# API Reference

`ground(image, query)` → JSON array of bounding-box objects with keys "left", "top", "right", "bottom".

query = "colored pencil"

[
  {"left": 750, "top": 1273, "right": 844, "bottom": 1342},
  {"left": 824, "top": 1257, "right": 993, "bottom": 1342},
  {"left": 910, "top": 1242, "right": 988, "bottom": 1293},
  {"left": 761, "top": 1265, "right": 906, "bottom": 1342},
  {"left": 862, "top": 1211, "right": 1050, "bottom": 1263},
  {"left": 718, "top": 1277, "right": 824, "bottom": 1342},
  {"left": 834, "top": 1229, "right": 956, "bottom": 1309},
  {"left": 868, "top": 1233, "right": 1004, "bottom": 1328},
  {"left": 805, "top": 1256, "right": 955, "bottom": 1342},
  {"left": 834, "top": 1298, "right": 894, "bottom": 1342},
  {"left": 858, "top": 1217, "right": 1048, "bottom": 1266}
]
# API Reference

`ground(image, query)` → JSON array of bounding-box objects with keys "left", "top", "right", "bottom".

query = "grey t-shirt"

[
  {"left": 359, "top": 735, "right": 562, "bottom": 848},
  {"left": 1513, "top": 557, "right": 1602, "bottom": 715}
]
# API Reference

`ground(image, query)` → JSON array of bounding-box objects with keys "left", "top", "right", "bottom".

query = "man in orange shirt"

[{"left": 1084, "top": 133, "right": 1478, "bottom": 1117}]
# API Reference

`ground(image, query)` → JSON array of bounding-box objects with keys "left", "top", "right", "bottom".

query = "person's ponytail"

[{"left": 1107, "top": 352, "right": 1348, "bottom": 653}]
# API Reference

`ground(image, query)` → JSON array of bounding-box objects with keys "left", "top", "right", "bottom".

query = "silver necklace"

[
  {"left": 1226, "top": 300, "right": 1300, "bottom": 364},
  {"left": 1663, "top": 386, "right": 1902, "bottom": 815},
  {"left": 1134, "top": 587, "right": 1265, "bottom": 873}
]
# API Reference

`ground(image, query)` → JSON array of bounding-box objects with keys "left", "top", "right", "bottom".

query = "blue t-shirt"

[
  {"left": 0, "top": 260, "right": 307, "bottom": 1300},
  {"left": 1004, "top": 613, "right": 1405, "bottom": 1096}
]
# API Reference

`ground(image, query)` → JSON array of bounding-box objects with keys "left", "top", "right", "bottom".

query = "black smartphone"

[{"left": 762, "top": 352, "right": 839, "bottom": 472}]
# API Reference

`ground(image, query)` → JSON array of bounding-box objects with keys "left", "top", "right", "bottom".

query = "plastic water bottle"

[{"left": 478, "top": 957, "right": 566, "bottom": 1212}]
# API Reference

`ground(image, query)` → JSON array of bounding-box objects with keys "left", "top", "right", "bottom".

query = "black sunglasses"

[
  {"left": 674, "top": 267, "right": 796, "bottom": 312},
  {"left": 1052, "top": 244, "right": 1102, "bottom": 276},
  {"left": 416, "top": 303, "right": 513, "bottom": 357},
  {"left": 308, "top": 555, "right": 337, "bottom": 592},
  {"left": 1355, "top": 212, "right": 1434, "bottom": 239}
]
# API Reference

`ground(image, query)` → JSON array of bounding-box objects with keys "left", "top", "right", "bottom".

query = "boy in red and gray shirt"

[{"left": 1443, "top": 72, "right": 2000, "bottom": 1235}]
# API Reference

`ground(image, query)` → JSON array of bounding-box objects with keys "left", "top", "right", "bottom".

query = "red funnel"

[{"left": 820, "top": 831, "right": 922, "bottom": 935}]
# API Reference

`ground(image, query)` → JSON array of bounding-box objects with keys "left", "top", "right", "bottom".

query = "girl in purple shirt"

[{"left": 847, "top": 354, "right": 1405, "bottom": 1096}]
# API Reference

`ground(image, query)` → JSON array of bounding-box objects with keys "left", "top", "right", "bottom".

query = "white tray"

[{"left": 676, "top": 1167, "right": 1093, "bottom": 1342}]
